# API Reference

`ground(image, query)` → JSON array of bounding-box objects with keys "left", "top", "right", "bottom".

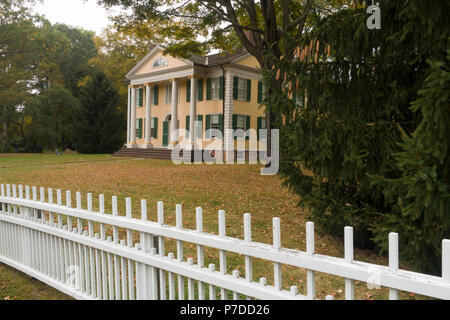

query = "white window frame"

[
  {"left": 136, "top": 118, "right": 143, "bottom": 138},
  {"left": 151, "top": 117, "right": 157, "bottom": 138},
  {"left": 135, "top": 88, "right": 143, "bottom": 107},
  {"left": 211, "top": 114, "right": 221, "bottom": 139},
  {"left": 235, "top": 114, "right": 248, "bottom": 141},
  {"left": 211, "top": 78, "right": 221, "bottom": 100},
  {"left": 236, "top": 115, "right": 247, "bottom": 131},
  {"left": 165, "top": 84, "right": 172, "bottom": 105},
  {"left": 237, "top": 78, "right": 247, "bottom": 101}
]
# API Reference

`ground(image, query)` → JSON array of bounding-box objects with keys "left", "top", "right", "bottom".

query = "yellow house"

[{"left": 124, "top": 45, "right": 267, "bottom": 159}]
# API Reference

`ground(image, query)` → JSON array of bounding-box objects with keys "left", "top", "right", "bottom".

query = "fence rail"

[{"left": 0, "top": 183, "right": 449, "bottom": 300}]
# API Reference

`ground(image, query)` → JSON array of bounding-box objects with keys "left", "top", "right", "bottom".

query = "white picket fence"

[{"left": 0, "top": 183, "right": 449, "bottom": 300}]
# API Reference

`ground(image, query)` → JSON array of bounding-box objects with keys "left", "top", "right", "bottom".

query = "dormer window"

[{"left": 152, "top": 57, "right": 168, "bottom": 68}]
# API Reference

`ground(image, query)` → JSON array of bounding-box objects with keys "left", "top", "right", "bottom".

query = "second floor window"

[
  {"left": 233, "top": 77, "right": 251, "bottom": 102},
  {"left": 135, "top": 88, "right": 143, "bottom": 107},
  {"left": 165, "top": 84, "right": 172, "bottom": 104},
  {"left": 211, "top": 78, "right": 221, "bottom": 100},
  {"left": 238, "top": 78, "right": 246, "bottom": 101}
]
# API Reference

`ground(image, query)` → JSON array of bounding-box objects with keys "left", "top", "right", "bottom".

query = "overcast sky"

[{"left": 32, "top": 0, "right": 120, "bottom": 35}]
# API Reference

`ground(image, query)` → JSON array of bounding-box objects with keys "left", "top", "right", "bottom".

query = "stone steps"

[{"left": 112, "top": 147, "right": 173, "bottom": 160}]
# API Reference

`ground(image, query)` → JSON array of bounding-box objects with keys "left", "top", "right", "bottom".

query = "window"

[
  {"left": 236, "top": 115, "right": 245, "bottom": 130},
  {"left": 165, "top": 84, "right": 172, "bottom": 104},
  {"left": 152, "top": 57, "right": 168, "bottom": 68},
  {"left": 135, "top": 88, "right": 143, "bottom": 107},
  {"left": 136, "top": 118, "right": 143, "bottom": 139},
  {"left": 233, "top": 77, "right": 251, "bottom": 101},
  {"left": 211, "top": 78, "right": 221, "bottom": 100},
  {"left": 206, "top": 77, "right": 223, "bottom": 101},
  {"left": 237, "top": 78, "right": 246, "bottom": 101},
  {"left": 233, "top": 114, "right": 250, "bottom": 140},
  {"left": 205, "top": 114, "right": 223, "bottom": 139},
  {"left": 211, "top": 115, "right": 221, "bottom": 138},
  {"left": 151, "top": 118, "right": 158, "bottom": 138}
]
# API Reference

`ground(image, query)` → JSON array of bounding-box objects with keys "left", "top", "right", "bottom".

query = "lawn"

[{"left": 0, "top": 153, "right": 423, "bottom": 300}]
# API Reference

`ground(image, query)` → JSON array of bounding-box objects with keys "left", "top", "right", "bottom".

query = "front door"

[{"left": 163, "top": 121, "right": 169, "bottom": 147}]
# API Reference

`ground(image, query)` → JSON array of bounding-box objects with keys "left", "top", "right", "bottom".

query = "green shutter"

[
  {"left": 245, "top": 116, "right": 251, "bottom": 140},
  {"left": 206, "top": 78, "right": 212, "bottom": 100},
  {"left": 258, "top": 81, "right": 263, "bottom": 103},
  {"left": 186, "top": 81, "right": 191, "bottom": 102},
  {"left": 232, "top": 115, "right": 238, "bottom": 140},
  {"left": 196, "top": 115, "right": 203, "bottom": 139},
  {"left": 138, "top": 119, "right": 143, "bottom": 138},
  {"left": 186, "top": 115, "right": 190, "bottom": 138},
  {"left": 219, "top": 76, "right": 224, "bottom": 100},
  {"left": 205, "top": 115, "right": 211, "bottom": 139},
  {"left": 162, "top": 121, "right": 169, "bottom": 146},
  {"left": 153, "top": 86, "right": 159, "bottom": 105},
  {"left": 233, "top": 77, "right": 239, "bottom": 100},
  {"left": 152, "top": 118, "right": 158, "bottom": 138},
  {"left": 198, "top": 79, "right": 203, "bottom": 101},
  {"left": 246, "top": 79, "right": 251, "bottom": 102}
]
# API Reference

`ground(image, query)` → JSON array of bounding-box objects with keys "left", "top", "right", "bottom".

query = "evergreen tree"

[
  {"left": 267, "top": 1, "right": 449, "bottom": 273},
  {"left": 25, "top": 86, "right": 80, "bottom": 152},
  {"left": 74, "top": 71, "right": 125, "bottom": 154}
]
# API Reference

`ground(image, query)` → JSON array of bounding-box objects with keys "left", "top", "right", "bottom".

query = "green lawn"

[{"left": 0, "top": 153, "right": 424, "bottom": 300}]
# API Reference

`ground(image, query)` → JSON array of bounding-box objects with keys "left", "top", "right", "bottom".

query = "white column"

[
  {"left": 126, "top": 86, "right": 131, "bottom": 147},
  {"left": 223, "top": 70, "right": 234, "bottom": 162},
  {"left": 170, "top": 79, "right": 178, "bottom": 145},
  {"left": 143, "top": 84, "right": 153, "bottom": 148},
  {"left": 130, "top": 87, "right": 137, "bottom": 146},
  {"left": 189, "top": 77, "right": 197, "bottom": 146}
]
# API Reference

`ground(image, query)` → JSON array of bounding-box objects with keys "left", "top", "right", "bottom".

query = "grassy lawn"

[{"left": 0, "top": 153, "right": 424, "bottom": 300}]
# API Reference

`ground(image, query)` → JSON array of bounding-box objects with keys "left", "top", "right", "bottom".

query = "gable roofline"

[
  {"left": 126, "top": 45, "right": 259, "bottom": 80},
  {"left": 230, "top": 51, "right": 252, "bottom": 64},
  {"left": 126, "top": 45, "right": 194, "bottom": 80}
]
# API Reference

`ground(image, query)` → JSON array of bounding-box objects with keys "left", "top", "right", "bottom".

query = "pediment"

[{"left": 126, "top": 46, "right": 192, "bottom": 79}]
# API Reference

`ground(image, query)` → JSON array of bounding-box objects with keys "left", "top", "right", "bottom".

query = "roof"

[
  {"left": 187, "top": 48, "right": 249, "bottom": 66},
  {"left": 126, "top": 45, "right": 252, "bottom": 80}
]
